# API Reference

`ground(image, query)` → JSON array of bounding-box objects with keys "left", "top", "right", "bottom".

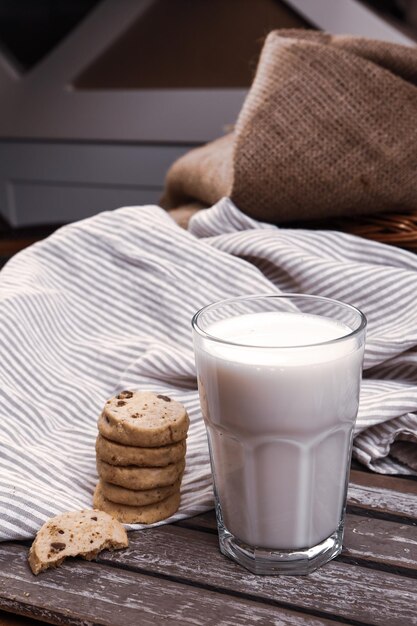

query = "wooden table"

[{"left": 0, "top": 466, "right": 415, "bottom": 626}]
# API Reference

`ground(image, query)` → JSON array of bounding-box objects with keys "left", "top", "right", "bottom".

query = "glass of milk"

[{"left": 192, "top": 294, "right": 366, "bottom": 575}]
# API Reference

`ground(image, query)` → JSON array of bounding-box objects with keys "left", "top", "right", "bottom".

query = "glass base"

[{"left": 217, "top": 515, "right": 344, "bottom": 575}]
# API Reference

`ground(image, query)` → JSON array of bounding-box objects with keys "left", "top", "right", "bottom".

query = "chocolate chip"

[
  {"left": 157, "top": 395, "right": 171, "bottom": 402},
  {"left": 132, "top": 413, "right": 142, "bottom": 418},
  {"left": 117, "top": 390, "right": 134, "bottom": 399},
  {"left": 50, "top": 542, "right": 66, "bottom": 551},
  {"left": 105, "top": 415, "right": 110, "bottom": 424},
  {"left": 117, "top": 400, "right": 126, "bottom": 407},
  {"left": 57, "top": 529, "right": 64, "bottom": 535},
  {"left": 91, "top": 516, "right": 97, "bottom": 521}
]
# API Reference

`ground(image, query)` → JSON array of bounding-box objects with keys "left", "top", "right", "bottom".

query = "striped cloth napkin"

[{"left": 0, "top": 198, "right": 416, "bottom": 541}]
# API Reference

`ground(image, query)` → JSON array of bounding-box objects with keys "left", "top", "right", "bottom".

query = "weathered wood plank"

[
  {"left": 176, "top": 510, "right": 216, "bottom": 532},
  {"left": 176, "top": 511, "right": 417, "bottom": 572},
  {"left": 343, "top": 514, "right": 417, "bottom": 571},
  {"left": 348, "top": 470, "right": 417, "bottom": 520},
  {"left": 98, "top": 525, "right": 417, "bottom": 626},
  {"left": 0, "top": 543, "right": 340, "bottom": 626},
  {"left": 0, "top": 611, "right": 47, "bottom": 626}
]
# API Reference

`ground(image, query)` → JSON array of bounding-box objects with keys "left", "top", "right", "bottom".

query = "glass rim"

[{"left": 191, "top": 293, "right": 367, "bottom": 350}]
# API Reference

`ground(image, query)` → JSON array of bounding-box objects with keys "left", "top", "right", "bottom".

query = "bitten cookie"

[
  {"left": 98, "top": 391, "right": 189, "bottom": 447},
  {"left": 28, "top": 509, "right": 128, "bottom": 575},
  {"left": 97, "top": 458, "right": 185, "bottom": 490},
  {"left": 96, "top": 434, "right": 186, "bottom": 467},
  {"left": 93, "top": 483, "right": 180, "bottom": 524},
  {"left": 100, "top": 478, "right": 181, "bottom": 506}
]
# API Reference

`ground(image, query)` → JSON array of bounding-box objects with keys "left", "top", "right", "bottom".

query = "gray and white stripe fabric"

[{"left": 0, "top": 197, "right": 416, "bottom": 541}]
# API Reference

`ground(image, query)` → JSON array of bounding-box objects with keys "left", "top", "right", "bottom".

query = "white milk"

[{"left": 195, "top": 312, "right": 364, "bottom": 550}]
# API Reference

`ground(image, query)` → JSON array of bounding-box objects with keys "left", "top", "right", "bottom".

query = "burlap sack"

[{"left": 162, "top": 30, "right": 417, "bottom": 223}]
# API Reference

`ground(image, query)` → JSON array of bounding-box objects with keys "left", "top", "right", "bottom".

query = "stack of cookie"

[{"left": 93, "top": 390, "right": 189, "bottom": 524}]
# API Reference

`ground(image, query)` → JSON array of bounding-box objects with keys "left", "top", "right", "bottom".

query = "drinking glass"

[{"left": 192, "top": 294, "right": 366, "bottom": 575}]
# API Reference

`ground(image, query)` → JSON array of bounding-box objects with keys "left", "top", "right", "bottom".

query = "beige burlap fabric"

[{"left": 163, "top": 30, "right": 417, "bottom": 223}]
